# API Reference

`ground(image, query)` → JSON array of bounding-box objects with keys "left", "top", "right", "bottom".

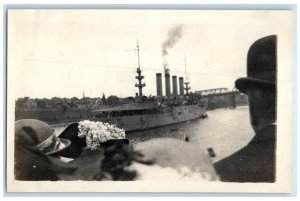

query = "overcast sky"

[{"left": 8, "top": 9, "right": 292, "bottom": 99}]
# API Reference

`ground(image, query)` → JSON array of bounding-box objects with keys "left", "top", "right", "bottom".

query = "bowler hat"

[
  {"left": 15, "top": 119, "right": 71, "bottom": 155},
  {"left": 235, "top": 35, "right": 277, "bottom": 93}
]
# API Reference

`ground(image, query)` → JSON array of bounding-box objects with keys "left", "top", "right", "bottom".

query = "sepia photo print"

[{"left": 6, "top": 8, "right": 293, "bottom": 192}]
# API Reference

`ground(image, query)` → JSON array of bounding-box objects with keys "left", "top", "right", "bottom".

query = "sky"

[{"left": 7, "top": 9, "right": 292, "bottom": 99}]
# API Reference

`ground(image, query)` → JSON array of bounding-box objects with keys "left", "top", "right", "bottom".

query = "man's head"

[{"left": 235, "top": 35, "right": 277, "bottom": 132}]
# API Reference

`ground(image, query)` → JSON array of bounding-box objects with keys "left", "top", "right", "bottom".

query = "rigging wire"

[{"left": 9, "top": 57, "right": 243, "bottom": 78}]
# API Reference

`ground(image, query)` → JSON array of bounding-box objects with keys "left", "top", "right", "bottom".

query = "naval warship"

[{"left": 91, "top": 42, "right": 207, "bottom": 132}]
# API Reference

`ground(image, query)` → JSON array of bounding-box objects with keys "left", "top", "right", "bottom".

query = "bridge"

[
  {"left": 194, "top": 88, "right": 247, "bottom": 109},
  {"left": 195, "top": 87, "right": 241, "bottom": 98}
]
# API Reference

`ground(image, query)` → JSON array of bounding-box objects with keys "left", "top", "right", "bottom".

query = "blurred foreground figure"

[
  {"left": 133, "top": 138, "right": 218, "bottom": 181},
  {"left": 214, "top": 35, "right": 277, "bottom": 182},
  {"left": 58, "top": 121, "right": 217, "bottom": 181},
  {"left": 15, "top": 119, "right": 76, "bottom": 180},
  {"left": 57, "top": 121, "right": 151, "bottom": 181}
]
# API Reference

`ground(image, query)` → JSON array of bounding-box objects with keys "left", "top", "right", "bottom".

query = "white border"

[{"left": 1, "top": 0, "right": 298, "bottom": 199}]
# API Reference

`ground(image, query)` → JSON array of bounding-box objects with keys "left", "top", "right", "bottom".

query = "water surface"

[{"left": 127, "top": 106, "right": 254, "bottom": 162}]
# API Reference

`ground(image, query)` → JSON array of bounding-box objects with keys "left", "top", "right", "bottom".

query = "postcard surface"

[{"left": 6, "top": 9, "right": 293, "bottom": 192}]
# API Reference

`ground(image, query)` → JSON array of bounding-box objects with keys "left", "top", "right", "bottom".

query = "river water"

[
  {"left": 127, "top": 106, "right": 255, "bottom": 162},
  {"left": 54, "top": 106, "right": 254, "bottom": 163}
]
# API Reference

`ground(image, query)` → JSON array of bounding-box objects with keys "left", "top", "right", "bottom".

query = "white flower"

[{"left": 77, "top": 120, "right": 126, "bottom": 150}]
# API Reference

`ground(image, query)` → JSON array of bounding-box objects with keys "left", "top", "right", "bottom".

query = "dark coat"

[
  {"left": 15, "top": 146, "right": 59, "bottom": 181},
  {"left": 213, "top": 125, "right": 276, "bottom": 182},
  {"left": 15, "top": 126, "right": 77, "bottom": 181}
]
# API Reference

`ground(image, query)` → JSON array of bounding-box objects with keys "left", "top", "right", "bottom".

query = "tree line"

[{"left": 15, "top": 94, "right": 124, "bottom": 111}]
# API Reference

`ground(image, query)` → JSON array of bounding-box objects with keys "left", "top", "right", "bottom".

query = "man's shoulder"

[
  {"left": 213, "top": 134, "right": 276, "bottom": 182},
  {"left": 214, "top": 143, "right": 256, "bottom": 172}
]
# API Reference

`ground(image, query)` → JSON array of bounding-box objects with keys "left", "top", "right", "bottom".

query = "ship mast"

[
  {"left": 137, "top": 40, "right": 141, "bottom": 68},
  {"left": 134, "top": 40, "right": 146, "bottom": 97},
  {"left": 184, "top": 57, "right": 190, "bottom": 95}
]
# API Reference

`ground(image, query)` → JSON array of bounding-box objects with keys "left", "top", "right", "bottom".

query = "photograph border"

[{"left": 2, "top": 2, "right": 298, "bottom": 197}]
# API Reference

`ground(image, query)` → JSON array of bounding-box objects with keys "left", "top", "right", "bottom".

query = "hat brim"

[
  {"left": 46, "top": 138, "right": 71, "bottom": 156},
  {"left": 235, "top": 77, "right": 276, "bottom": 94}
]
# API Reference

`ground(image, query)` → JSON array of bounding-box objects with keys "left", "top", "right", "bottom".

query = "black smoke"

[{"left": 162, "top": 25, "right": 184, "bottom": 72}]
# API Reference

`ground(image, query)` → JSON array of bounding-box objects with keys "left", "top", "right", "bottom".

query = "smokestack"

[
  {"left": 156, "top": 73, "right": 162, "bottom": 96},
  {"left": 165, "top": 72, "right": 171, "bottom": 96},
  {"left": 172, "top": 76, "right": 178, "bottom": 96},
  {"left": 179, "top": 77, "right": 184, "bottom": 96}
]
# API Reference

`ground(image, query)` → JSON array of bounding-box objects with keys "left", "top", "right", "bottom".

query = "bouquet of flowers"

[{"left": 77, "top": 120, "right": 126, "bottom": 150}]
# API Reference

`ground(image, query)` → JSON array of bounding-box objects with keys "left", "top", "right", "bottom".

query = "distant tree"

[
  {"left": 106, "top": 95, "right": 119, "bottom": 105},
  {"left": 49, "top": 97, "right": 63, "bottom": 110},
  {"left": 127, "top": 96, "right": 134, "bottom": 100},
  {"left": 15, "top": 97, "right": 30, "bottom": 108},
  {"left": 42, "top": 98, "right": 54, "bottom": 109},
  {"left": 51, "top": 97, "right": 62, "bottom": 103},
  {"left": 69, "top": 97, "right": 79, "bottom": 109},
  {"left": 122, "top": 97, "right": 133, "bottom": 104},
  {"left": 101, "top": 93, "right": 107, "bottom": 104},
  {"left": 35, "top": 98, "right": 46, "bottom": 109},
  {"left": 61, "top": 98, "right": 70, "bottom": 111},
  {"left": 70, "top": 96, "right": 79, "bottom": 102}
]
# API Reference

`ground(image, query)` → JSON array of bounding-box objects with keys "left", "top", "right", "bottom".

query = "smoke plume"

[{"left": 162, "top": 25, "right": 184, "bottom": 72}]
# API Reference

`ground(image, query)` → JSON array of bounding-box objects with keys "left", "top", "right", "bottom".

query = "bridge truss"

[{"left": 195, "top": 87, "right": 242, "bottom": 98}]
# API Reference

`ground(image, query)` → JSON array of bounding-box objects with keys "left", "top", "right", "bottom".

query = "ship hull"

[{"left": 92, "top": 104, "right": 206, "bottom": 132}]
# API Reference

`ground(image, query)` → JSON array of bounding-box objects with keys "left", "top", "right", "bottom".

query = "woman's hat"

[
  {"left": 15, "top": 119, "right": 71, "bottom": 155},
  {"left": 56, "top": 122, "right": 86, "bottom": 158},
  {"left": 57, "top": 123, "right": 129, "bottom": 158},
  {"left": 235, "top": 35, "right": 277, "bottom": 93}
]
